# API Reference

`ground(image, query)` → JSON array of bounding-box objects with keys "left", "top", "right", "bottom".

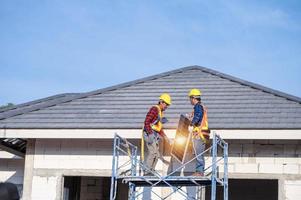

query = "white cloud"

[{"left": 221, "top": 0, "right": 300, "bottom": 30}]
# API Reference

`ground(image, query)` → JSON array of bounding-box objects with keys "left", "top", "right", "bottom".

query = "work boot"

[
  {"left": 143, "top": 171, "right": 155, "bottom": 176},
  {"left": 192, "top": 172, "right": 204, "bottom": 176}
]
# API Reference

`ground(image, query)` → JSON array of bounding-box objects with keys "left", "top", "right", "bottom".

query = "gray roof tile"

[{"left": 0, "top": 65, "right": 300, "bottom": 129}]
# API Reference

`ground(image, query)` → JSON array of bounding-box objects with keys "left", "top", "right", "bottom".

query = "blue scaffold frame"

[{"left": 110, "top": 131, "right": 228, "bottom": 200}]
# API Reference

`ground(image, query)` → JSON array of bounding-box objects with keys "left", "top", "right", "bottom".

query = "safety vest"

[
  {"left": 151, "top": 105, "right": 163, "bottom": 132},
  {"left": 192, "top": 104, "right": 210, "bottom": 142}
]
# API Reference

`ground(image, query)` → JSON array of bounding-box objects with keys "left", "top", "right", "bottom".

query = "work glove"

[
  {"left": 188, "top": 125, "right": 194, "bottom": 133},
  {"left": 193, "top": 127, "right": 200, "bottom": 133},
  {"left": 161, "top": 117, "right": 168, "bottom": 124},
  {"left": 192, "top": 127, "right": 200, "bottom": 137}
]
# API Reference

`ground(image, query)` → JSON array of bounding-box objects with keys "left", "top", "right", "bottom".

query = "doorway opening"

[{"left": 63, "top": 176, "right": 128, "bottom": 200}]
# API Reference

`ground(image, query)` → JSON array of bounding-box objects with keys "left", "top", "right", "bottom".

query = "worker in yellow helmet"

[
  {"left": 187, "top": 89, "right": 210, "bottom": 176},
  {"left": 142, "top": 93, "right": 172, "bottom": 175}
]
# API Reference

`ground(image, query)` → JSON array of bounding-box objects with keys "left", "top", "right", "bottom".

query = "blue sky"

[{"left": 0, "top": 0, "right": 300, "bottom": 105}]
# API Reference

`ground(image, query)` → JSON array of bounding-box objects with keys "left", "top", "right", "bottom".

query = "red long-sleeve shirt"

[{"left": 144, "top": 106, "right": 166, "bottom": 137}]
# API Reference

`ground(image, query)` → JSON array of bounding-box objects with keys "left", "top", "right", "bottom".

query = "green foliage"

[{"left": 0, "top": 103, "right": 14, "bottom": 110}]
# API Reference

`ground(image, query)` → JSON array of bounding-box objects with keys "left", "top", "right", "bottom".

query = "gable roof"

[{"left": 0, "top": 65, "right": 300, "bottom": 129}]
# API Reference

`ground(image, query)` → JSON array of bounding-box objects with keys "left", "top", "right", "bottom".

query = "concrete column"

[
  {"left": 278, "top": 178, "right": 285, "bottom": 200},
  {"left": 22, "top": 139, "right": 36, "bottom": 200},
  {"left": 55, "top": 175, "right": 64, "bottom": 200}
]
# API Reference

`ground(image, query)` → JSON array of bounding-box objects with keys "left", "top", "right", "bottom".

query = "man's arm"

[
  {"left": 144, "top": 106, "right": 158, "bottom": 134},
  {"left": 159, "top": 129, "right": 167, "bottom": 138},
  {"left": 191, "top": 104, "right": 203, "bottom": 126}
]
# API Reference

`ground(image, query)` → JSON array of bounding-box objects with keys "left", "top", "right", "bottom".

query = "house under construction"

[{"left": 1, "top": 66, "right": 301, "bottom": 200}]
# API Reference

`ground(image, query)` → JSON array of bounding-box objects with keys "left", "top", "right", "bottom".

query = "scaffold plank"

[{"left": 120, "top": 176, "right": 221, "bottom": 187}]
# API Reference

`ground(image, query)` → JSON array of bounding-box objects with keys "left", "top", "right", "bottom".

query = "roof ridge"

[{"left": 192, "top": 65, "right": 301, "bottom": 103}]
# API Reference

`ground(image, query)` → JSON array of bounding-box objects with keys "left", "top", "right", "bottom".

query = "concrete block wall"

[
  {"left": 214, "top": 140, "right": 301, "bottom": 200},
  {"left": 168, "top": 139, "right": 301, "bottom": 176},
  {"left": 30, "top": 139, "right": 169, "bottom": 200},
  {"left": 212, "top": 140, "right": 301, "bottom": 175},
  {"left": 26, "top": 138, "right": 301, "bottom": 200},
  {"left": 31, "top": 139, "right": 118, "bottom": 200},
  {"left": 34, "top": 139, "right": 114, "bottom": 170}
]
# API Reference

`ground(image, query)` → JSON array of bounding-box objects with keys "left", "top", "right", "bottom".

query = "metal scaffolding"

[{"left": 110, "top": 132, "right": 228, "bottom": 200}]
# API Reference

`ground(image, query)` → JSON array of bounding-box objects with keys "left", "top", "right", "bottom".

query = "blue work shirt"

[{"left": 191, "top": 103, "right": 204, "bottom": 126}]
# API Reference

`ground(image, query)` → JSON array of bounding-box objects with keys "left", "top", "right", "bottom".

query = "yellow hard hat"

[
  {"left": 188, "top": 89, "right": 201, "bottom": 97},
  {"left": 159, "top": 93, "right": 172, "bottom": 105}
]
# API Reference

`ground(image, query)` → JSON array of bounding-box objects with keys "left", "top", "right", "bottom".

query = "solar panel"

[{"left": 171, "top": 114, "right": 192, "bottom": 163}]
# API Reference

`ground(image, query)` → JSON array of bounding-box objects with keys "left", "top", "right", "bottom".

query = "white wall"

[
  {"left": 31, "top": 176, "right": 58, "bottom": 200},
  {"left": 284, "top": 180, "right": 301, "bottom": 200},
  {"left": 0, "top": 158, "right": 24, "bottom": 184},
  {"left": 0, "top": 150, "right": 24, "bottom": 197},
  {"left": 221, "top": 140, "right": 301, "bottom": 175},
  {"left": 31, "top": 139, "right": 116, "bottom": 200},
  {"left": 28, "top": 138, "right": 301, "bottom": 200},
  {"left": 0, "top": 150, "right": 24, "bottom": 184},
  {"left": 217, "top": 140, "right": 301, "bottom": 200},
  {"left": 33, "top": 139, "right": 113, "bottom": 170}
]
